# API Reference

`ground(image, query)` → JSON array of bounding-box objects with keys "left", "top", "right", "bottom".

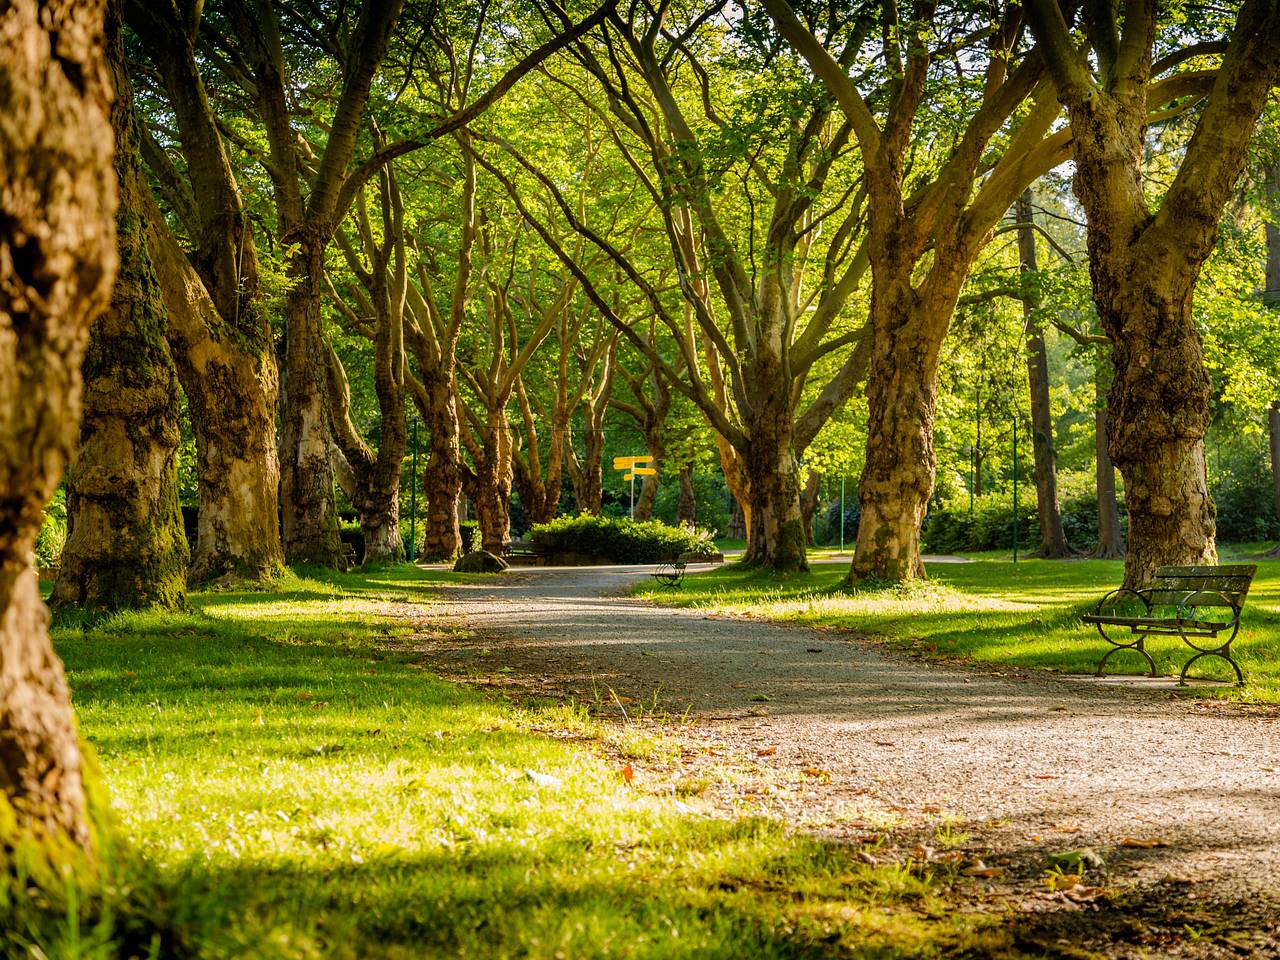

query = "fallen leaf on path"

[
  {"left": 962, "top": 862, "right": 1006, "bottom": 879},
  {"left": 1051, "top": 824, "right": 1083, "bottom": 833},
  {"left": 874, "top": 741, "right": 895, "bottom": 747},
  {"left": 922, "top": 804, "right": 943, "bottom": 813},
  {"left": 730, "top": 683, "right": 747, "bottom": 689},
  {"left": 1044, "top": 873, "right": 1082, "bottom": 892},
  {"left": 621, "top": 762, "right": 634, "bottom": 785},
  {"left": 755, "top": 746, "right": 778, "bottom": 757},
  {"left": 802, "top": 766, "right": 831, "bottom": 779},
  {"left": 1120, "top": 836, "right": 1168, "bottom": 848},
  {"left": 1032, "top": 774, "right": 1060, "bottom": 780}
]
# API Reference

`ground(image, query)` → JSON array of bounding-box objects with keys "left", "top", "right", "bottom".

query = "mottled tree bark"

[
  {"left": 740, "top": 379, "right": 809, "bottom": 571},
  {"left": 1026, "top": 0, "right": 1280, "bottom": 586},
  {"left": 570, "top": 341, "right": 615, "bottom": 516},
  {"left": 467, "top": 411, "right": 513, "bottom": 554},
  {"left": 54, "top": 31, "right": 188, "bottom": 611},
  {"left": 1016, "top": 189, "right": 1072, "bottom": 558},
  {"left": 128, "top": 0, "right": 284, "bottom": 584},
  {"left": 0, "top": 0, "right": 116, "bottom": 866},
  {"left": 853, "top": 282, "right": 940, "bottom": 582},
  {"left": 417, "top": 366, "right": 463, "bottom": 560}
]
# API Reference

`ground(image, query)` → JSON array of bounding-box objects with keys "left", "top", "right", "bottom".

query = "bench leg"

[
  {"left": 1179, "top": 644, "right": 1245, "bottom": 687},
  {"left": 1095, "top": 627, "right": 1157, "bottom": 678}
]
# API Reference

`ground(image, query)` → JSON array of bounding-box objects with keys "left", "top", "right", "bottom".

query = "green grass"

[
  {"left": 12, "top": 565, "right": 1015, "bottom": 959},
  {"left": 634, "top": 554, "right": 1280, "bottom": 703}
]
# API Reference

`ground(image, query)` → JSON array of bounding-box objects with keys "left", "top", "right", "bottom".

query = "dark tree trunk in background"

[
  {"left": 1266, "top": 164, "right": 1280, "bottom": 557},
  {"left": 800, "top": 471, "right": 822, "bottom": 547},
  {"left": 0, "top": 0, "right": 116, "bottom": 868},
  {"left": 728, "top": 496, "right": 747, "bottom": 540},
  {"left": 1093, "top": 362, "right": 1125, "bottom": 559},
  {"left": 54, "top": 36, "right": 188, "bottom": 611},
  {"left": 677, "top": 468, "right": 697, "bottom": 526},
  {"left": 1016, "top": 188, "right": 1072, "bottom": 558},
  {"left": 740, "top": 367, "right": 808, "bottom": 571}
]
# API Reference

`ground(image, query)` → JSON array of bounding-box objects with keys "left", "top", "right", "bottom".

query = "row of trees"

[{"left": 3, "top": 0, "right": 1280, "bottom": 875}]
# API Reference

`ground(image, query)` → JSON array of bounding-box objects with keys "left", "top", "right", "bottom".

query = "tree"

[
  {"left": 764, "top": 0, "right": 1071, "bottom": 581},
  {"left": 483, "top": 13, "right": 876, "bottom": 572},
  {"left": 327, "top": 156, "right": 411, "bottom": 565},
  {"left": 127, "top": 0, "right": 285, "bottom": 584},
  {"left": 1025, "top": 0, "right": 1280, "bottom": 586},
  {"left": 53, "top": 13, "right": 189, "bottom": 611},
  {"left": 1015, "top": 188, "right": 1072, "bottom": 558},
  {"left": 0, "top": 0, "right": 116, "bottom": 869}
]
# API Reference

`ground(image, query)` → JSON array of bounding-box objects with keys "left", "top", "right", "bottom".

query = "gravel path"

[{"left": 422, "top": 563, "right": 1280, "bottom": 911}]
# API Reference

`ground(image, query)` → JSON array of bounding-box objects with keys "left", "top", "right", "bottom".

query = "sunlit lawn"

[
  {"left": 634, "top": 550, "right": 1280, "bottom": 704},
  {"left": 20, "top": 565, "right": 1014, "bottom": 960}
]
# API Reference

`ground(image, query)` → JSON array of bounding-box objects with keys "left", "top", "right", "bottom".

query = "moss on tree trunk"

[{"left": 53, "top": 36, "right": 188, "bottom": 612}]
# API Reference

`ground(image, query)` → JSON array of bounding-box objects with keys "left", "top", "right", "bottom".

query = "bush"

[
  {"left": 34, "top": 493, "right": 67, "bottom": 568},
  {"left": 922, "top": 476, "right": 1124, "bottom": 554},
  {"left": 528, "top": 514, "right": 718, "bottom": 563}
]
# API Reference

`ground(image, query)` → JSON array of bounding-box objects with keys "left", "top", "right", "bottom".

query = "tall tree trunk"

[
  {"left": 146, "top": 208, "right": 283, "bottom": 583},
  {"left": 800, "top": 470, "right": 822, "bottom": 547},
  {"left": 1024, "top": 0, "right": 1280, "bottom": 587},
  {"left": 852, "top": 281, "right": 944, "bottom": 582},
  {"left": 575, "top": 427, "right": 606, "bottom": 515},
  {"left": 54, "top": 42, "right": 188, "bottom": 611},
  {"left": 280, "top": 241, "right": 343, "bottom": 567},
  {"left": 1268, "top": 403, "right": 1280, "bottom": 557},
  {"left": 418, "top": 367, "right": 463, "bottom": 560},
  {"left": 740, "top": 392, "right": 808, "bottom": 571},
  {"left": 472, "top": 412, "right": 513, "bottom": 554},
  {"left": 127, "top": 0, "right": 284, "bottom": 585},
  {"left": 1093, "top": 361, "right": 1126, "bottom": 559},
  {"left": 633, "top": 429, "right": 664, "bottom": 521},
  {"left": 0, "top": 0, "right": 116, "bottom": 868},
  {"left": 728, "top": 495, "right": 746, "bottom": 540},
  {"left": 677, "top": 468, "right": 697, "bottom": 526},
  {"left": 1016, "top": 189, "right": 1072, "bottom": 559},
  {"left": 1265, "top": 163, "right": 1280, "bottom": 558}
]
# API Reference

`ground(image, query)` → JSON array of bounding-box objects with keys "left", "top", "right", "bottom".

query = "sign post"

[{"left": 612, "top": 456, "right": 654, "bottom": 518}]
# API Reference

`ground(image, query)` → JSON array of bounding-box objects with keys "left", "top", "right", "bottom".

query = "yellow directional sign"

[
  {"left": 613, "top": 455, "right": 652, "bottom": 469},
  {"left": 631, "top": 467, "right": 657, "bottom": 476},
  {"left": 623, "top": 473, "right": 634, "bottom": 481}
]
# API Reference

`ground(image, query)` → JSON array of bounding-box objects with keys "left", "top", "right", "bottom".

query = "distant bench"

[
  {"left": 1083, "top": 564, "right": 1256, "bottom": 685},
  {"left": 651, "top": 554, "right": 689, "bottom": 588}
]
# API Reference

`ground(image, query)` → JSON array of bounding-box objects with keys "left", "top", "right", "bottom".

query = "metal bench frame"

[
  {"left": 1082, "top": 564, "right": 1256, "bottom": 685},
  {"left": 652, "top": 555, "right": 688, "bottom": 588}
]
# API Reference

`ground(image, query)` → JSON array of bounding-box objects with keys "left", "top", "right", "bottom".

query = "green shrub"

[
  {"left": 35, "top": 492, "right": 67, "bottom": 568},
  {"left": 528, "top": 514, "right": 718, "bottom": 563},
  {"left": 922, "top": 476, "right": 1124, "bottom": 554}
]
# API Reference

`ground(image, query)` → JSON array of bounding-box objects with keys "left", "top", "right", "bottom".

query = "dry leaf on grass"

[
  {"left": 1120, "top": 836, "right": 1168, "bottom": 848},
  {"left": 755, "top": 746, "right": 778, "bottom": 757},
  {"left": 621, "top": 762, "right": 634, "bottom": 785}
]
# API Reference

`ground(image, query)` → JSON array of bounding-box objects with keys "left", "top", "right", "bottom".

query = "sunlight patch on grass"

[{"left": 8, "top": 567, "right": 1008, "bottom": 959}]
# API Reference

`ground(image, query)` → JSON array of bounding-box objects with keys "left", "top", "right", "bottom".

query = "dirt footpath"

[{"left": 418, "top": 563, "right": 1280, "bottom": 953}]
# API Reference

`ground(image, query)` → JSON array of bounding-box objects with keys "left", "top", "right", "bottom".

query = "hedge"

[{"left": 527, "top": 514, "right": 718, "bottom": 563}]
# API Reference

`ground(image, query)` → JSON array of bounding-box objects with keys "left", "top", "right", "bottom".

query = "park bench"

[
  {"left": 1083, "top": 564, "right": 1256, "bottom": 685},
  {"left": 651, "top": 554, "right": 689, "bottom": 588}
]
